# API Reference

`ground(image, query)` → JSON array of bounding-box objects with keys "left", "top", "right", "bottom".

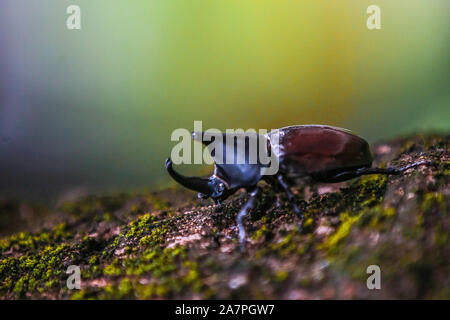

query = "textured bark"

[{"left": 0, "top": 133, "right": 448, "bottom": 299}]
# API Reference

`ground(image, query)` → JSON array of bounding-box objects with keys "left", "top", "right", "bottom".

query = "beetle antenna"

[{"left": 165, "top": 158, "right": 212, "bottom": 195}]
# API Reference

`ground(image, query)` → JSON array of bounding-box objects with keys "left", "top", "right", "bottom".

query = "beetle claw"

[
  {"left": 197, "top": 192, "right": 208, "bottom": 199},
  {"left": 214, "top": 199, "right": 223, "bottom": 211}
]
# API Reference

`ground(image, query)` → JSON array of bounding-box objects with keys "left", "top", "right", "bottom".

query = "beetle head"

[{"left": 165, "top": 130, "right": 270, "bottom": 204}]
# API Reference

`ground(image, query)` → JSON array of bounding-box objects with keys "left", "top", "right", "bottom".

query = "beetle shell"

[{"left": 268, "top": 125, "right": 373, "bottom": 177}]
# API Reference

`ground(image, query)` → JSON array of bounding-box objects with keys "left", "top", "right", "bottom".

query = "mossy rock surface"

[{"left": 0, "top": 133, "right": 449, "bottom": 299}]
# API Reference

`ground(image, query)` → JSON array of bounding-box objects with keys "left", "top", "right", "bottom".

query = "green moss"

[
  {"left": 104, "top": 259, "right": 122, "bottom": 276},
  {"left": 267, "top": 227, "right": 307, "bottom": 257},
  {"left": 321, "top": 211, "right": 361, "bottom": 254},
  {"left": 0, "top": 223, "right": 76, "bottom": 297},
  {"left": 421, "top": 192, "right": 446, "bottom": 215},
  {"left": 70, "top": 290, "right": 88, "bottom": 300},
  {"left": 88, "top": 256, "right": 99, "bottom": 265},
  {"left": 118, "top": 278, "right": 133, "bottom": 297},
  {"left": 274, "top": 270, "right": 289, "bottom": 282},
  {"left": 13, "top": 275, "right": 28, "bottom": 295},
  {"left": 103, "top": 212, "right": 112, "bottom": 222},
  {"left": 357, "top": 205, "right": 396, "bottom": 230},
  {"left": 146, "top": 194, "right": 170, "bottom": 211},
  {"left": 59, "top": 194, "right": 130, "bottom": 218},
  {"left": 301, "top": 175, "right": 388, "bottom": 227},
  {"left": 124, "top": 213, "right": 162, "bottom": 240},
  {"left": 251, "top": 217, "right": 269, "bottom": 241},
  {"left": 92, "top": 244, "right": 205, "bottom": 299}
]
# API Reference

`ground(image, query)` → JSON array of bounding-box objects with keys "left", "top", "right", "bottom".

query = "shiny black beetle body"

[{"left": 165, "top": 125, "right": 430, "bottom": 250}]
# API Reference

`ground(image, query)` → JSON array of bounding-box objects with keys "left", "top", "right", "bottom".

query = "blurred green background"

[{"left": 0, "top": 0, "right": 449, "bottom": 198}]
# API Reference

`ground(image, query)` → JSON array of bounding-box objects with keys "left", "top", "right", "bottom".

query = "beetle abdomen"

[{"left": 268, "top": 125, "right": 373, "bottom": 176}]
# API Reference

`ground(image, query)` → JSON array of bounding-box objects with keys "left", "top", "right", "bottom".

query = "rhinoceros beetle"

[{"left": 165, "top": 125, "right": 431, "bottom": 251}]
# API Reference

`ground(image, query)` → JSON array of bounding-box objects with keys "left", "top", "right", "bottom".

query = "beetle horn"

[{"left": 165, "top": 158, "right": 212, "bottom": 195}]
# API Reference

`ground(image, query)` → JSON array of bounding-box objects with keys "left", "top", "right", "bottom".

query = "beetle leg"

[
  {"left": 236, "top": 187, "right": 259, "bottom": 252},
  {"left": 277, "top": 175, "right": 304, "bottom": 230},
  {"left": 324, "top": 160, "right": 434, "bottom": 182},
  {"left": 383, "top": 160, "right": 435, "bottom": 173}
]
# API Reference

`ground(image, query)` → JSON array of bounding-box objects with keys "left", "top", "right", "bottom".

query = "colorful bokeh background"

[{"left": 0, "top": 0, "right": 449, "bottom": 199}]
